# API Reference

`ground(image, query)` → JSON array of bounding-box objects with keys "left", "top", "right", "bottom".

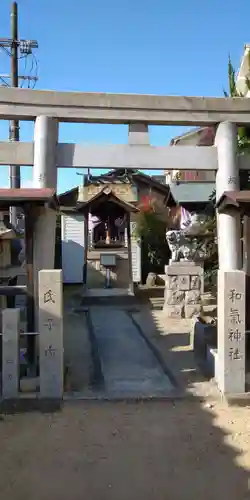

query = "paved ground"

[
  {"left": 89, "top": 308, "right": 174, "bottom": 396},
  {"left": 62, "top": 286, "right": 219, "bottom": 398},
  {"left": 0, "top": 400, "right": 250, "bottom": 500},
  {"left": 64, "top": 308, "right": 91, "bottom": 391},
  {"left": 63, "top": 287, "right": 92, "bottom": 392},
  {"left": 132, "top": 308, "right": 220, "bottom": 398}
]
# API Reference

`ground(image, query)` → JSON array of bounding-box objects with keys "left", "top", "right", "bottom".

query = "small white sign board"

[
  {"left": 100, "top": 253, "right": 116, "bottom": 267},
  {"left": 130, "top": 222, "right": 141, "bottom": 283}
]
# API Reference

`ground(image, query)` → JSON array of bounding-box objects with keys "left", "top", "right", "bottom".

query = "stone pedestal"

[
  {"left": 38, "top": 270, "right": 63, "bottom": 398},
  {"left": 164, "top": 262, "right": 204, "bottom": 319},
  {"left": 217, "top": 270, "right": 245, "bottom": 394},
  {"left": 2, "top": 308, "right": 20, "bottom": 398}
]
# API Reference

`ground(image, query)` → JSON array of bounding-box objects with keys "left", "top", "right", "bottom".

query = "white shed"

[
  {"left": 61, "top": 213, "right": 86, "bottom": 283},
  {"left": 61, "top": 213, "right": 141, "bottom": 287}
]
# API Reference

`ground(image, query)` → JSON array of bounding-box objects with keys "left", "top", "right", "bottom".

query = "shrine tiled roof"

[
  {"left": 58, "top": 169, "right": 176, "bottom": 207},
  {"left": 0, "top": 188, "right": 58, "bottom": 208},
  {"left": 76, "top": 187, "right": 139, "bottom": 213},
  {"left": 169, "top": 182, "right": 215, "bottom": 204},
  {"left": 216, "top": 190, "right": 250, "bottom": 213}
]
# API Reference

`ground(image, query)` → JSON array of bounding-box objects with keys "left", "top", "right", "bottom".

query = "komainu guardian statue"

[{"left": 166, "top": 206, "right": 208, "bottom": 262}]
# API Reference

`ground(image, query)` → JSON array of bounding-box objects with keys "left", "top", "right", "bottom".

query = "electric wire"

[{"left": 0, "top": 46, "right": 38, "bottom": 89}]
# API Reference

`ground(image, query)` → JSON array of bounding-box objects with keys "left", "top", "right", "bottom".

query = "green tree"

[{"left": 223, "top": 55, "right": 250, "bottom": 151}]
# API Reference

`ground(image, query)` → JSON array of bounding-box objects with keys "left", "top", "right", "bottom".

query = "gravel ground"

[
  {"left": 2, "top": 287, "right": 250, "bottom": 499},
  {"left": 0, "top": 400, "right": 250, "bottom": 500}
]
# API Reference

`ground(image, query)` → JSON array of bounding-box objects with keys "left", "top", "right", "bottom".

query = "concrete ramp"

[{"left": 89, "top": 308, "right": 174, "bottom": 397}]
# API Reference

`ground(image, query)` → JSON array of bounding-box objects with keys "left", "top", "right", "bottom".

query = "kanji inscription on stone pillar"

[
  {"left": 38, "top": 270, "right": 63, "bottom": 398},
  {"left": 217, "top": 270, "right": 245, "bottom": 394}
]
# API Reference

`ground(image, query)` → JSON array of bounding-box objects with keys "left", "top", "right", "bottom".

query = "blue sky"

[{"left": 0, "top": 0, "right": 249, "bottom": 192}]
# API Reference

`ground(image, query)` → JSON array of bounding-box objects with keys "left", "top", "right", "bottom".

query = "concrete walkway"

[{"left": 89, "top": 308, "right": 174, "bottom": 397}]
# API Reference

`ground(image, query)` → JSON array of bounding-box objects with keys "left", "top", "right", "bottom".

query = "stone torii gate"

[{"left": 1, "top": 86, "right": 250, "bottom": 396}]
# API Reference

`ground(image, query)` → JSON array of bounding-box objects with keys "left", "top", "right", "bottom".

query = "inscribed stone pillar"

[
  {"left": 243, "top": 215, "right": 250, "bottom": 274},
  {"left": 217, "top": 270, "right": 245, "bottom": 394},
  {"left": 38, "top": 270, "right": 63, "bottom": 398},
  {"left": 215, "top": 122, "right": 241, "bottom": 270},
  {"left": 2, "top": 308, "right": 20, "bottom": 398},
  {"left": 33, "top": 116, "right": 58, "bottom": 328},
  {"left": 243, "top": 215, "right": 250, "bottom": 331}
]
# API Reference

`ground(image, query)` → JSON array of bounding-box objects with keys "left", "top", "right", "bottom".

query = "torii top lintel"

[{"left": 0, "top": 87, "right": 250, "bottom": 125}]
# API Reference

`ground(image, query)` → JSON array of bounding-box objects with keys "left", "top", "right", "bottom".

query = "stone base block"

[
  {"left": 165, "top": 263, "right": 204, "bottom": 276},
  {"left": 185, "top": 290, "right": 201, "bottom": 304},
  {"left": 192, "top": 319, "right": 217, "bottom": 378},
  {"left": 185, "top": 304, "right": 201, "bottom": 318},
  {"left": 178, "top": 275, "right": 190, "bottom": 290},
  {"left": 146, "top": 273, "right": 157, "bottom": 286},
  {"left": 208, "top": 347, "right": 218, "bottom": 382},
  {"left": 165, "top": 275, "right": 178, "bottom": 290},
  {"left": 164, "top": 290, "right": 185, "bottom": 305},
  {"left": 20, "top": 377, "right": 39, "bottom": 393},
  {"left": 165, "top": 261, "right": 204, "bottom": 318},
  {"left": 190, "top": 275, "right": 201, "bottom": 290},
  {"left": 163, "top": 305, "right": 183, "bottom": 318}
]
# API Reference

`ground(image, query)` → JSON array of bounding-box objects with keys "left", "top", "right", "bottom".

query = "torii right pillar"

[
  {"left": 216, "top": 122, "right": 246, "bottom": 395},
  {"left": 243, "top": 214, "right": 250, "bottom": 332}
]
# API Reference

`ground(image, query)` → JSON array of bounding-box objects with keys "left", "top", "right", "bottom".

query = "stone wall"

[{"left": 164, "top": 262, "right": 204, "bottom": 319}]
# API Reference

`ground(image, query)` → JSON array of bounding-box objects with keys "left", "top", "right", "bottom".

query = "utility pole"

[
  {"left": 9, "top": 2, "right": 19, "bottom": 226},
  {"left": 0, "top": 2, "right": 38, "bottom": 226}
]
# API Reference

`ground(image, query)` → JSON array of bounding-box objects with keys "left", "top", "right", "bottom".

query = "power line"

[
  {"left": 0, "top": 75, "right": 9, "bottom": 86},
  {"left": 0, "top": 2, "right": 38, "bottom": 227}
]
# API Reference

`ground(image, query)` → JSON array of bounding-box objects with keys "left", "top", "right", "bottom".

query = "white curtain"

[
  {"left": 180, "top": 206, "right": 192, "bottom": 230},
  {"left": 88, "top": 212, "right": 101, "bottom": 231}
]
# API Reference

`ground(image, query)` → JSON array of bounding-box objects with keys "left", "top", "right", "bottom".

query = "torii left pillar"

[{"left": 33, "top": 116, "right": 58, "bottom": 329}]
